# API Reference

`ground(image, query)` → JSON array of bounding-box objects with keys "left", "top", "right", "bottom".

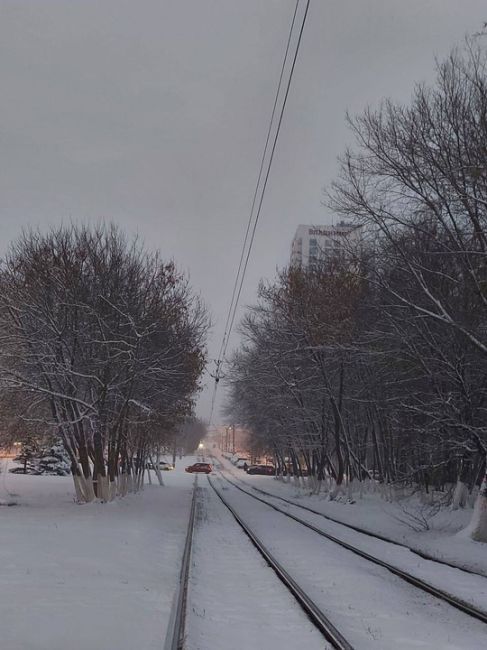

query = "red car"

[{"left": 185, "top": 462, "right": 213, "bottom": 474}]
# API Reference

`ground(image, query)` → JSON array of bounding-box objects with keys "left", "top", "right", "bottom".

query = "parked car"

[
  {"left": 146, "top": 459, "right": 174, "bottom": 470},
  {"left": 235, "top": 458, "right": 250, "bottom": 469},
  {"left": 246, "top": 464, "right": 275, "bottom": 475},
  {"left": 185, "top": 462, "right": 213, "bottom": 474}
]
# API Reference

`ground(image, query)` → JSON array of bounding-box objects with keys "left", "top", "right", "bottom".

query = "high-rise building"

[{"left": 290, "top": 221, "right": 361, "bottom": 268}]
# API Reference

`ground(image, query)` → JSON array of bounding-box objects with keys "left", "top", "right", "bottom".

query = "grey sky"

[{"left": 1, "top": 0, "right": 486, "bottom": 423}]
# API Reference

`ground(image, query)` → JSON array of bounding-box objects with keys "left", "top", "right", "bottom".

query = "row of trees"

[
  {"left": 0, "top": 224, "right": 209, "bottom": 502},
  {"left": 225, "top": 42, "right": 487, "bottom": 541}
]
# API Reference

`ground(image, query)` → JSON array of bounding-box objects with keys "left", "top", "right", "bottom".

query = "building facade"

[{"left": 290, "top": 221, "right": 360, "bottom": 268}]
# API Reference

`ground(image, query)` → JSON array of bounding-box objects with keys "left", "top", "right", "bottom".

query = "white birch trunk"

[
  {"left": 73, "top": 474, "right": 95, "bottom": 503},
  {"left": 347, "top": 479, "right": 355, "bottom": 501},
  {"left": 108, "top": 480, "right": 117, "bottom": 501},
  {"left": 329, "top": 480, "right": 345, "bottom": 500},
  {"left": 118, "top": 473, "right": 128, "bottom": 497},
  {"left": 451, "top": 480, "right": 468, "bottom": 510},
  {"left": 72, "top": 474, "right": 86, "bottom": 503},
  {"left": 149, "top": 455, "right": 164, "bottom": 486},
  {"left": 97, "top": 475, "right": 110, "bottom": 502},
  {"left": 467, "top": 473, "right": 487, "bottom": 542}
]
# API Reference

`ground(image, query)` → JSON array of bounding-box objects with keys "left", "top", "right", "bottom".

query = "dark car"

[
  {"left": 246, "top": 464, "right": 275, "bottom": 475},
  {"left": 185, "top": 462, "right": 213, "bottom": 474}
]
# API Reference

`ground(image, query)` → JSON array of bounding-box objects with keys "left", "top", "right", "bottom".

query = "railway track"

[
  {"left": 214, "top": 458, "right": 485, "bottom": 579},
  {"left": 207, "top": 474, "right": 354, "bottom": 650},
  {"left": 215, "top": 469, "right": 487, "bottom": 626},
  {"left": 164, "top": 475, "right": 199, "bottom": 650},
  {"left": 167, "top": 463, "right": 353, "bottom": 650}
]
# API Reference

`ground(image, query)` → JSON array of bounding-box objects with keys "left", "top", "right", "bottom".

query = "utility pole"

[{"left": 232, "top": 424, "right": 235, "bottom": 454}]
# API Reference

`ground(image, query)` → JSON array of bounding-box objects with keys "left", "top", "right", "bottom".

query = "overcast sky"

[{"left": 1, "top": 0, "right": 486, "bottom": 424}]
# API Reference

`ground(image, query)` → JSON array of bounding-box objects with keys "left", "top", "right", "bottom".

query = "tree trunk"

[
  {"left": 467, "top": 463, "right": 487, "bottom": 542},
  {"left": 452, "top": 456, "right": 471, "bottom": 510}
]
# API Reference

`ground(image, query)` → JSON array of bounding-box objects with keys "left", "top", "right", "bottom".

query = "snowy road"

[
  {"left": 185, "top": 477, "right": 330, "bottom": 650},
  {"left": 209, "top": 474, "right": 487, "bottom": 649}
]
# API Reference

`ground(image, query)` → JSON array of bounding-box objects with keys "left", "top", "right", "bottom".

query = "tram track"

[
  {"left": 164, "top": 475, "right": 199, "bottom": 650},
  {"left": 215, "top": 469, "right": 487, "bottom": 626},
  {"left": 216, "top": 459, "right": 485, "bottom": 579},
  {"left": 166, "top": 461, "right": 343, "bottom": 650},
  {"left": 207, "top": 474, "right": 354, "bottom": 650}
]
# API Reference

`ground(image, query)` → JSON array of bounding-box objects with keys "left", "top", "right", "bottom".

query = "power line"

[
  {"left": 221, "top": 0, "right": 311, "bottom": 365},
  {"left": 208, "top": 0, "right": 311, "bottom": 426},
  {"left": 215, "top": 0, "right": 301, "bottom": 369},
  {"left": 207, "top": 0, "right": 300, "bottom": 426}
]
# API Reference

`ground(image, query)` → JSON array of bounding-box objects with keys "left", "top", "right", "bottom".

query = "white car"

[{"left": 235, "top": 458, "right": 250, "bottom": 469}]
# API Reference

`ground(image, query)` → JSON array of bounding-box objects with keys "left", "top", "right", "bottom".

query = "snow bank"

[{"left": 0, "top": 459, "right": 194, "bottom": 650}]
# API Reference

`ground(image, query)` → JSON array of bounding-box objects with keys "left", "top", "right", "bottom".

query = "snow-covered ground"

[
  {"left": 217, "top": 470, "right": 487, "bottom": 613},
  {"left": 215, "top": 453, "right": 487, "bottom": 577},
  {"left": 2, "top": 452, "right": 487, "bottom": 650},
  {"left": 0, "top": 457, "right": 194, "bottom": 650},
  {"left": 186, "top": 476, "right": 329, "bottom": 650},
  {"left": 210, "top": 473, "right": 487, "bottom": 650}
]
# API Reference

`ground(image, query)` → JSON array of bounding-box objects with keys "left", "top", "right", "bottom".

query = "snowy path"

[
  {"left": 211, "top": 474, "right": 487, "bottom": 649},
  {"left": 185, "top": 477, "right": 330, "bottom": 650}
]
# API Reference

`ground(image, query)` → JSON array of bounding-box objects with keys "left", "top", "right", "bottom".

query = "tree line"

[
  {"left": 226, "top": 41, "right": 487, "bottom": 542},
  {"left": 0, "top": 223, "right": 209, "bottom": 501}
]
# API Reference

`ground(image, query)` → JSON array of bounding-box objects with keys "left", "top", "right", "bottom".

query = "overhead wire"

[
  {"left": 207, "top": 0, "right": 300, "bottom": 427},
  {"left": 208, "top": 0, "right": 311, "bottom": 426},
  {"left": 220, "top": 0, "right": 311, "bottom": 365},
  {"left": 215, "top": 0, "right": 301, "bottom": 369}
]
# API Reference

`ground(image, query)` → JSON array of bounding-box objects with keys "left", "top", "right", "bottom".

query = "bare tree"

[{"left": 0, "top": 223, "right": 209, "bottom": 502}]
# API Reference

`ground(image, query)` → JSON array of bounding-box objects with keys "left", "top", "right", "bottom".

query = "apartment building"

[{"left": 290, "top": 221, "right": 360, "bottom": 268}]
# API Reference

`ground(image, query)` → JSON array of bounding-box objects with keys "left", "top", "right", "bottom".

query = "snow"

[
  {"left": 186, "top": 476, "right": 329, "bottom": 650},
  {"left": 0, "top": 457, "right": 194, "bottom": 650},
  {"left": 2, "top": 451, "right": 487, "bottom": 650},
  {"left": 219, "top": 471, "right": 487, "bottom": 613},
  {"left": 211, "top": 473, "right": 487, "bottom": 650},
  {"left": 215, "top": 453, "right": 487, "bottom": 577}
]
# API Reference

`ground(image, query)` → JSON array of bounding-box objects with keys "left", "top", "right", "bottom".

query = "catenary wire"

[
  {"left": 215, "top": 0, "right": 301, "bottom": 369},
  {"left": 220, "top": 0, "right": 311, "bottom": 366},
  {"left": 208, "top": 0, "right": 311, "bottom": 426}
]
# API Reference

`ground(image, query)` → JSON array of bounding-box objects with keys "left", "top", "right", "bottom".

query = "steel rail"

[
  {"left": 207, "top": 474, "right": 354, "bottom": 650},
  {"left": 165, "top": 476, "right": 199, "bottom": 650},
  {"left": 217, "top": 471, "right": 487, "bottom": 625},
  {"left": 212, "top": 458, "right": 486, "bottom": 579}
]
